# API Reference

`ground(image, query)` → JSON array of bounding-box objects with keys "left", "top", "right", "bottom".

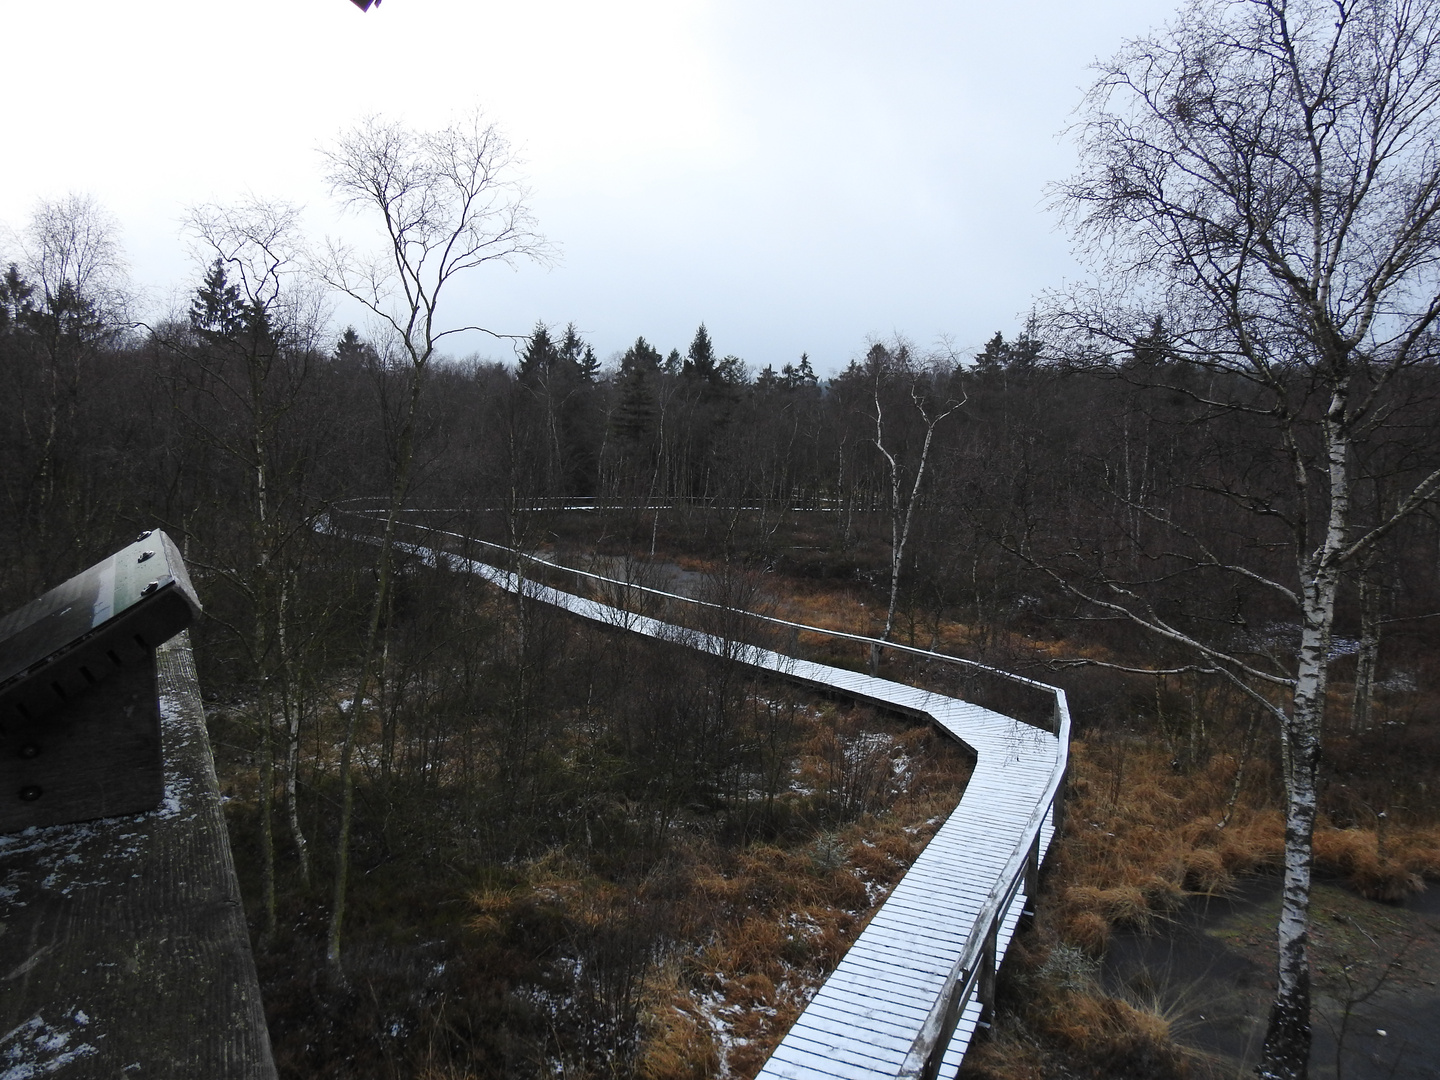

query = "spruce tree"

[
  {"left": 683, "top": 322, "right": 716, "bottom": 382},
  {"left": 518, "top": 321, "right": 559, "bottom": 385}
]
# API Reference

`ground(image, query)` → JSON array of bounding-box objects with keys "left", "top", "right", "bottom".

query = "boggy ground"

[
  {"left": 217, "top": 513, "right": 1440, "bottom": 1079},
  {"left": 215, "top": 624, "right": 972, "bottom": 1079},
  {"left": 1104, "top": 876, "right": 1440, "bottom": 1079},
  {"left": 959, "top": 738, "right": 1440, "bottom": 1080}
]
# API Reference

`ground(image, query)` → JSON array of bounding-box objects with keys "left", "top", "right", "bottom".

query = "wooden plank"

[
  {"left": 772, "top": 1030, "right": 909, "bottom": 1075},
  {"left": 799, "top": 997, "right": 933, "bottom": 1039},
  {"left": 804, "top": 969, "right": 940, "bottom": 1014},
  {"left": 0, "top": 634, "right": 276, "bottom": 1079}
]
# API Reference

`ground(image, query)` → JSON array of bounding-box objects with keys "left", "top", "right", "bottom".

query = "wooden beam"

[{"left": 0, "top": 634, "right": 275, "bottom": 1078}]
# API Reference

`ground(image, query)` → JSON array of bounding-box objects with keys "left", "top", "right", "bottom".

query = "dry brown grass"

[
  {"left": 776, "top": 586, "right": 877, "bottom": 637},
  {"left": 1046, "top": 992, "right": 1173, "bottom": 1055},
  {"left": 1312, "top": 825, "right": 1429, "bottom": 901},
  {"left": 1060, "top": 910, "right": 1111, "bottom": 957},
  {"left": 637, "top": 963, "right": 719, "bottom": 1080},
  {"left": 962, "top": 975, "right": 1193, "bottom": 1080},
  {"left": 1053, "top": 741, "right": 1285, "bottom": 953},
  {"left": 1386, "top": 822, "right": 1440, "bottom": 877},
  {"left": 1066, "top": 884, "right": 1155, "bottom": 930}
]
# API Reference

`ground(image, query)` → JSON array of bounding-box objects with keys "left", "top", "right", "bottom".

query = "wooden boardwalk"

[{"left": 387, "top": 531, "right": 1069, "bottom": 1080}]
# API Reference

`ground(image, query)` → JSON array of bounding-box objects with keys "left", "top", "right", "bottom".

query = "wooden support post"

[
  {"left": 1020, "top": 833, "right": 1042, "bottom": 929},
  {"left": 1024, "top": 832, "right": 1041, "bottom": 899},
  {"left": 921, "top": 976, "right": 966, "bottom": 1080},
  {"left": 1, "top": 653, "right": 162, "bottom": 831},
  {"left": 977, "top": 921, "right": 998, "bottom": 1030}
]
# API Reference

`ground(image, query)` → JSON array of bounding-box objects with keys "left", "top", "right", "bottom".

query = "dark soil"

[{"left": 1103, "top": 876, "right": 1440, "bottom": 1079}]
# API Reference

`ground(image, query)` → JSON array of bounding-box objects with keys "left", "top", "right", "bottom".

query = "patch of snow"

[
  {"left": 0, "top": 1010, "right": 100, "bottom": 1079},
  {"left": 1378, "top": 670, "right": 1417, "bottom": 692}
]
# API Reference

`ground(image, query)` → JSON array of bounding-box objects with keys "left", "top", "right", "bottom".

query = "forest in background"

[{"left": 3, "top": 226, "right": 1440, "bottom": 1077}]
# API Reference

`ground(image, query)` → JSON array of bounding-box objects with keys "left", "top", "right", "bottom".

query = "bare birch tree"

[
  {"left": 179, "top": 198, "right": 331, "bottom": 932},
  {"left": 866, "top": 344, "right": 962, "bottom": 672},
  {"left": 315, "top": 110, "right": 549, "bottom": 970},
  {"left": 18, "top": 195, "right": 129, "bottom": 569},
  {"left": 1051, "top": 2, "right": 1440, "bottom": 1076}
]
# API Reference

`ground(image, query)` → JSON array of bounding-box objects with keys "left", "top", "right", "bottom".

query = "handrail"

[
  {"left": 329, "top": 495, "right": 879, "bottom": 514},
  {"left": 369, "top": 511, "right": 1065, "bottom": 713},
  {"left": 328, "top": 509, "right": 1071, "bottom": 1078},
  {"left": 904, "top": 693, "right": 1070, "bottom": 1079}
]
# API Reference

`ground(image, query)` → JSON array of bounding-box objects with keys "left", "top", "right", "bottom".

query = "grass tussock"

[
  {"left": 1311, "top": 824, "right": 1438, "bottom": 901},
  {"left": 961, "top": 940, "right": 1192, "bottom": 1080},
  {"left": 1052, "top": 741, "right": 1286, "bottom": 952},
  {"left": 636, "top": 962, "right": 719, "bottom": 1080}
]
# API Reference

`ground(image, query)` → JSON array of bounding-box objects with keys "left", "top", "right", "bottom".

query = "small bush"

[{"left": 1067, "top": 884, "right": 1153, "bottom": 930}]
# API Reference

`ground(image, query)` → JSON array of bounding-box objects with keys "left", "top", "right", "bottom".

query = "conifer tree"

[{"left": 683, "top": 322, "right": 717, "bottom": 382}]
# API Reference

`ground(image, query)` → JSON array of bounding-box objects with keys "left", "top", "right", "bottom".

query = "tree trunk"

[
  {"left": 283, "top": 689, "right": 310, "bottom": 886},
  {"left": 872, "top": 386, "right": 954, "bottom": 674},
  {"left": 257, "top": 690, "right": 277, "bottom": 944},
  {"left": 1352, "top": 563, "right": 1381, "bottom": 729},
  {"left": 1259, "top": 389, "right": 1350, "bottom": 1080},
  {"left": 276, "top": 578, "right": 310, "bottom": 886},
  {"left": 328, "top": 363, "right": 424, "bottom": 972},
  {"left": 1261, "top": 615, "right": 1327, "bottom": 1080}
]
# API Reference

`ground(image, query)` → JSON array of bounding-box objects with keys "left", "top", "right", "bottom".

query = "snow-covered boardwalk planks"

[{"left": 390, "top": 533, "right": 1069, "bottom": 1080}]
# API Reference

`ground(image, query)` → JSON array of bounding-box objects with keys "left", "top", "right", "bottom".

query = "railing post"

[
  {"left": 1051, "top": 762, "right": 1068, "bottom": 841},
  {"left": 921, "top": 976, "right": 966, "bottom": 1080},
  {"left": 977, "top": 920, "right": 998, "bottom": 1030}
]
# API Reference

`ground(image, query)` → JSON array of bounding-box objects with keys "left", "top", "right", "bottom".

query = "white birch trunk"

[{"left": 1260, "top": 386, "right": 1351, "bottom": 1080}]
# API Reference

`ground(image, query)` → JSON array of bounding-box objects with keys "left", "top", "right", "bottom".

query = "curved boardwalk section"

[{"left": 389, "top": 530, "right": 1068, "bottom": 1080}]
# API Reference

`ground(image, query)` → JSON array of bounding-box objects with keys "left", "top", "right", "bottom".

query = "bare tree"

[
  {"left": 179, "top": 198, "right": 332, "bottom": 929},
  {"left": 315, "top": 111, "right": 549, "bottom": 970},
  {"left": 865, "top": 343, "right": 962, "bottom": 672},
  {"left": 1050, "top": 2, "right": 1440, "bottom": 1076},
  {"left": 17, "top": 194, "right": 129, "bottom": 565},
  {"left": 24, "top": 193, "right": 128, "bottom": 319}
]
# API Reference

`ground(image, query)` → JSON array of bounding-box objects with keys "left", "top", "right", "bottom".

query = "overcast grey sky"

[{"left": 2, "top": 0, "right": 1172, "bottom": 374}]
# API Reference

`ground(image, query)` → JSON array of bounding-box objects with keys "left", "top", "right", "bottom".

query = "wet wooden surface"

[{"left": 0, "top": 633, "right": 276, "bottom": 1079}]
